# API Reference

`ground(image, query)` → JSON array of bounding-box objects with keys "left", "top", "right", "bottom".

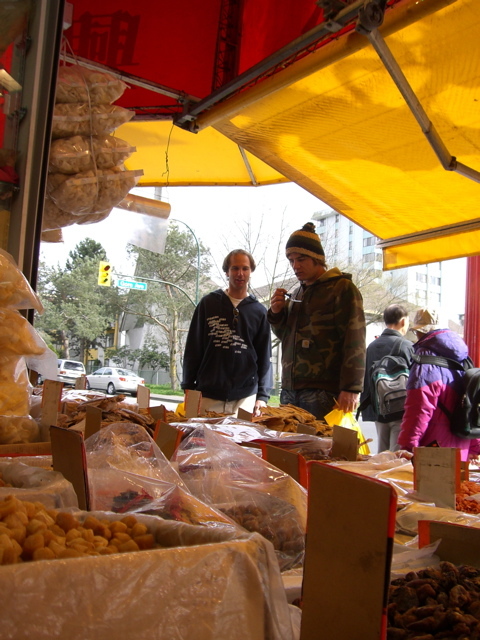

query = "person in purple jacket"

[{"left": 397, "top": 308, "right": 480, "bottom": 461}]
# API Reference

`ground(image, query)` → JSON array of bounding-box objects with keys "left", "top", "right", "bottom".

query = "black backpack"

[
  {"left": 412, "top": 353, "right": 480, "bottom": 439},
  {"left": 357, "top": 338, "right": 410, "bottom": 422}
]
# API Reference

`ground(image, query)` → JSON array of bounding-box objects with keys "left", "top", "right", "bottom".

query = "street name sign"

[{"left": 117, "top": 279, "right": 148, "bottom": 291}]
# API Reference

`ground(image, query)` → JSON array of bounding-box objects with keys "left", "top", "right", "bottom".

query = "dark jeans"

[{"left": 280, "top": 388, "right": 337, "bottom": 421}]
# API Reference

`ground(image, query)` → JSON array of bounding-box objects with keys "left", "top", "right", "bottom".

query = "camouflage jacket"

[{"left": 267, "top": 268, "right": 366, "bottom": 394}]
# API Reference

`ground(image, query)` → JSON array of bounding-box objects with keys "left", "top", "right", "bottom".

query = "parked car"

[
  {"left": 85, "top": 367, "right": 145, "bottom": 396},
  {"left": 57, "top": 359, "right": 86, "bottom": 386}
]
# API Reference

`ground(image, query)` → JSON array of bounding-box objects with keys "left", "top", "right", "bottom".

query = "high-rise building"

[{"left": 312, "top": 210, "right": 456, "bottom": 339}]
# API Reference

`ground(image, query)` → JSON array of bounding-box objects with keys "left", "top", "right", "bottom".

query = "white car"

[
  {"left": 57, "top": 359, "right": 86, "bottom": 386},
  {"left": 85, "top": 367, "right": 145, "bottom": 396}
]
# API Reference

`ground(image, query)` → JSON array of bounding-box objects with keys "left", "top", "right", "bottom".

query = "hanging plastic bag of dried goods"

[
  {"left": 51, "top": 102, "right": 134, "bottom": 139},
  {"left": 48, "top": 134, "right": 136, "bottom": 174},
  {"left": 0, "top": 248, "right": 43, "bottom": 313},
  {"left": 55, "top": 64, "right": 128, "bottom": 105}
]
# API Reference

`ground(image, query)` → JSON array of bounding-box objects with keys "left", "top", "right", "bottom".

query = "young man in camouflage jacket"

[{"left": 268, "top": 222, "right": 366, "bottom": 420}]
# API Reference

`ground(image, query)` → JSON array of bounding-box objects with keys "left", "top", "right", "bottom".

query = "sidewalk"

[
  {"left": 359, "top": 420, "right": 379, "bottom": 455},
  {"left": 150, "top": 393, "right": 183, "bottom": 404}
]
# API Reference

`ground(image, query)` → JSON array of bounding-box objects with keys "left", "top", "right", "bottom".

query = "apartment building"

[{"left": 313, "top": 210, "right": 447, "bottom": 332}]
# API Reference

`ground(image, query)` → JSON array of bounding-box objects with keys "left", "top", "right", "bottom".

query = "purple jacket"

[{"left": 397, "top": 329, "right": 480, "bottom": 461}]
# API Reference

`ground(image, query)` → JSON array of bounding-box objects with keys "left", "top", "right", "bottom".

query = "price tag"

[{"left": 414, "top": 447, "right": 461, "bottom": 509}]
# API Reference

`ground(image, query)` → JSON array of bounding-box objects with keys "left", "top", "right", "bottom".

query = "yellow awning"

[
  {"left": 119, "top": 0, "right": 480, "bottom": 270},
  {"left": 206, "top": 0, "right": 480, "bottom": 269},
  {"left": 120, "top": 120, "right": 288, "bottom": 187}
]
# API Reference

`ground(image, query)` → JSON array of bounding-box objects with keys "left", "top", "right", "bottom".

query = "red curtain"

[{"left": 464, "top": 256, "right": 480, "bottom": 366}]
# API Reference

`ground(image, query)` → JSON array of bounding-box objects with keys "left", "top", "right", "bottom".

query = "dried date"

[
  {"left": 387, "top": 561, "right": 480, "bottom": 638},
  {"left": 448, "top": 584, "right": 471, "bottom": 609}
]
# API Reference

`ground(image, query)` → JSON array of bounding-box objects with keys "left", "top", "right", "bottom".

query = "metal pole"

[
  {"left": 169, "top": 218, "right": 201, "bottom": 305},
  {"left": 364, "top": 27, "right": 480, "bottom": 184},
  {"left": 464, "top": 256, "right": 480, "bottom": 367}
]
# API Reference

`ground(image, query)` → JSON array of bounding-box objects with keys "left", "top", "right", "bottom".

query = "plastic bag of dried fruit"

[
  {"left": 172, "top": 425, "right": 308, "bottom": 571},
  {"left": 85, "top": 422, "right": 240, "bottom": 530},
  {"left": 0, "top": 248, "right": 43, "bottom": 313},
  {"left": 52, "top": 103, "right": 134, "bottom": 138},
  {"left": 42, "top": 194, "right": 112, "bottom": 231},
  {"left": 48, "top": 134, "right": 136, "bottom": 174},
  {"left": 0, "top": 460, "right": 78, "bottom": 508},
  {"left": 0, "top": 500, "right": 294, "bottom": 640},
  {"left": 0, "top": 308, "right": 57, "bottom": 425},
  {"left": 55, "top": 64, "right": 128, "bottom": 105},
  {"left": 0, "top": 308, "right": 52, "bottom": 362},
  {"left": 0, "top": 415, "right": 39, "bottom": 444},
  {"left": 0, "top": 356, "right": 33, "bottom": 419},
  {"left": 47, "top": 167, "right": 142, "bottom": 215}
]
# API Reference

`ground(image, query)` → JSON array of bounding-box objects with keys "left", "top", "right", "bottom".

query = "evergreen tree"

[
  {"left": 35, "top": 239, "right": 119, "bottom": 361},
  {"left": 117, "top": 224, "right": 212, "bottom": 389},
  {"left": 108, "top": 338, "right": 169, "bottom": 376}
]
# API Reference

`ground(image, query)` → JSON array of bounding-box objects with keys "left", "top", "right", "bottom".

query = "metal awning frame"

[
  {"left": 174, "top": 0, "right": 368, "bottom": 129},
  {"left": 377, "top": 218, "right": 480, "bottom": 249},
  {"left": 353, "top": 1, "right": 480, "bottom": 250}
]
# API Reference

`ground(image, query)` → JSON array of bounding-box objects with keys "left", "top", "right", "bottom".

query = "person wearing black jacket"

[
  {"left": 360, "top": 304, "right": 414, "bottom": 452},
  {"left": 181, "top": 249, "right": 272, "bottom": 417}
]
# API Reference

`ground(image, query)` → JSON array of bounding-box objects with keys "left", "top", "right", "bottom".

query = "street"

[
  {"left": 149, "top": 394, "right": 182, "bottom": 412},
  {"left": 359, "top": 420, "right": 379, "bottom": 456}
]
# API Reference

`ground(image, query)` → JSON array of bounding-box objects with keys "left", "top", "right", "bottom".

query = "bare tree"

[
  {"left": 115, "top": 225, "right": 212, "bottom": 390},
  {"left": 209, "top": 209, "right": 412, "bottom": 328},
  {"left": 211, "top": 210, "right": 292, "bottom": 305},
  {"left": 350, "top": 266, "right": 413, "bottom": 325},
  {"left": 319, "top": 225, "right": 412, "bottom": 325}
]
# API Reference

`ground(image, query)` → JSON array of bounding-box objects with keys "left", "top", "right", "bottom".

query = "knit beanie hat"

[{"left": 285, "top": 222, "right": 324, "bottom": 259}]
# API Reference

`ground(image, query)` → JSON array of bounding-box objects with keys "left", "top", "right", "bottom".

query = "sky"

[
  {"left": 40, "top": 182, "right": 467, "bottom": 318},
  {"left": 41, "top": 182, "right": 324, "bottom": 286}
]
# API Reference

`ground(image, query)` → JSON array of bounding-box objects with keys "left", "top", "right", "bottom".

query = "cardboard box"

[
  {"left": 0, "top": 441, "right": 52, "bottom": 457},
  {"left": 261, "top": 428, "right": 359, "bottom": 490},
  {"left": 263, "top": 444, "right": 303, "bottom": 485},
  {"left": 418, "top": 520, "right": 480, "bottom": 569},
  {"left": 301, "top": 462, "right": 397, "bottom": 640},
  {"left": 0, "top": 512, "right": 293, "bottom": 640},
  {"left": 413, "top": 446, "right": 461, "bottom": 509},
  {"left": 0, "top": 459, "right": 78, "bottom": 509},
  {"left": 154, "top": 420, "right": 184, "bottom": 460}
]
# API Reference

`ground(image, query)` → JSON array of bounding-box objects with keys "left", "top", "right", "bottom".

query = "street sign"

[{"left": 117, "top": 279, "right": 148, "bottom": 291}]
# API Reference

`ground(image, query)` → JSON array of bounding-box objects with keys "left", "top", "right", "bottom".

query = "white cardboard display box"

[{"left": 1, "top": 511, "right": 293, "bottom": 640}]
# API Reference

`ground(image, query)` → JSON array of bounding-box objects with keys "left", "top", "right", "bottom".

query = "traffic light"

[{"left": 98, "top": 261, "right": 111, "bottom": 286}]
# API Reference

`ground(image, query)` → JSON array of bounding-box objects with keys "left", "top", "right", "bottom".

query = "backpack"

[
  {"left": 357, "top": 338, "right": 410, "bottom": 422},
  {"left": 412, "top": 353, "right": 480, "bottom": 439}
]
